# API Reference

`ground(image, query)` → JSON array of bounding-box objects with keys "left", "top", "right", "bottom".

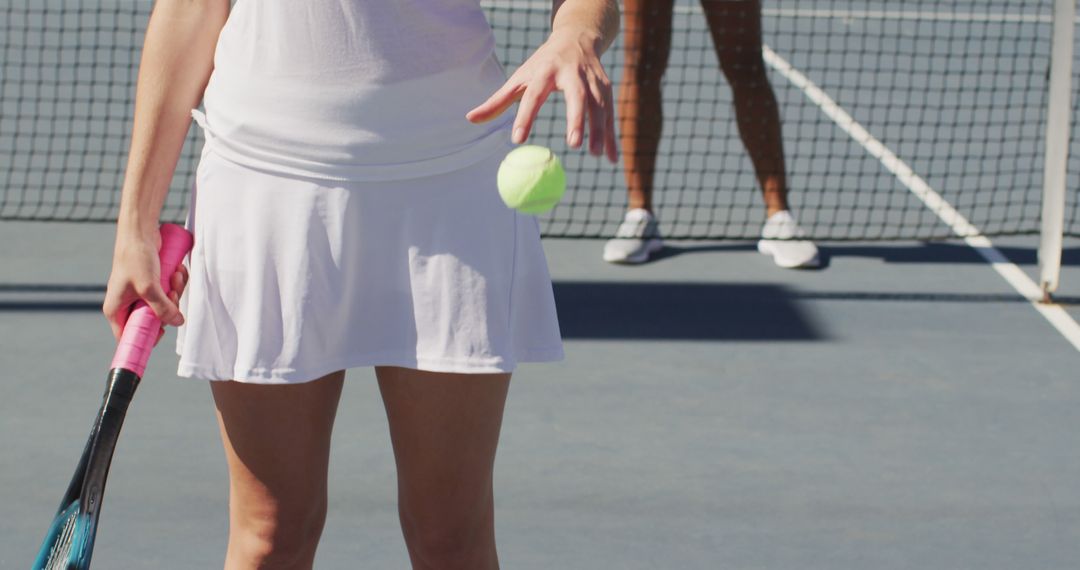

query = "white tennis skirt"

[{"left": 175, "top": 144, "right": 564, "bottom": 384}]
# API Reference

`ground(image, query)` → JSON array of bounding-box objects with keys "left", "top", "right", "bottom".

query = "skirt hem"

[{"left": 175, "top": 347, "right": 565, "bottom": 384}]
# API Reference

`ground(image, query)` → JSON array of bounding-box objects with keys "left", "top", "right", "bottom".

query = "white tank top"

[{"left": 197, "top": 0, "right": 513, "bottom": 181}]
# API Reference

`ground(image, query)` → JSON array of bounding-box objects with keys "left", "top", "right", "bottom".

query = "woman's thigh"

[
  {"left": 211, "top": 371, "right": 345, "bottom": 524},
  {"left": 701, "top": 0, "right": 765, "bottom": 75},
  {"left": 375, "top": 366, "right": 511, "bottom": 521}
]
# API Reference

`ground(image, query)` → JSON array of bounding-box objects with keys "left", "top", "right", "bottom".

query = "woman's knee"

[
  {"left": 622, "top": 58, "right": 668, "bottom": 90},
  {"left": 399, "top": 504, "right": 494, "bottom": 568},
  {"left": 719, "top": 49, "right": 769, "bottom": 90},
  {"left": 229, "top": 498, "right": 328, "bottom": 567}
]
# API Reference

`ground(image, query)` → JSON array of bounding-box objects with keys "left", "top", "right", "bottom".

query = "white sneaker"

[
  {"left": 603, "top": 208, "right": 663, "bottom": 264},
  {"left": 757, "top": 210, "right": 820, "bottom": 269}
]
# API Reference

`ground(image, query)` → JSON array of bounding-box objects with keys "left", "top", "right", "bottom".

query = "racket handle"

[{"left": 110, "top": 224, "right": 194, "bottom": 376}]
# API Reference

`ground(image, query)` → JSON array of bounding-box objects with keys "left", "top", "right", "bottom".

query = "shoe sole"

[
  {"left": 758, "top": 239, "right": 820, "bottom": 269},
  {"left": 603, "top": 239, "right": 664, "bottom": 264}
]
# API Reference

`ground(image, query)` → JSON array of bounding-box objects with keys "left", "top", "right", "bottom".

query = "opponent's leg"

[
  {"left": 702, "top": 0, "right": 788, "bottom": 215},
  {"left": 603, "top": 0, "right": 674, "bottom": 264},
  {"left": 376, "top": 366, "right": 511, "bottom": 570},
  {"left": 212, "top": 371, "right": 344, "bottom": 570},
  {"left": 704, "top": 0, "right": 820, "bottom": 268},
  {"left": 619, "top": 0, "right": 676, "bottom": 213}
]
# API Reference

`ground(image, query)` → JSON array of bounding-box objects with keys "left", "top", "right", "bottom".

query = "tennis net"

[{"left": 1, "top": 0, "right": 1076, "bottom": 240}]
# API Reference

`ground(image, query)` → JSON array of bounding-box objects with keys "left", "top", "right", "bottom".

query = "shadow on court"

[
  {"left": 6, "top": 280, "right": 1076, "bottom": 320},
  {"left": 0, "top": 301, "right": 102, "bottom": 311},
  {"left": 0, "top": 284, "right": 105, "bottom": 312},
  {"left": 789, "top": 290, "right": 1080, "bottom": 305},
  {"left": 553, "top": 281, "right": 822, "bottom": 340},
  {"left": 0, "top": 282, "right": 828, "bottom": 340},
  {"left": 825, "top": 243, "right": 1080, "bottom": 266},
  {"left": 648, "top": 242, "right": 1080, "bottom": 268}
]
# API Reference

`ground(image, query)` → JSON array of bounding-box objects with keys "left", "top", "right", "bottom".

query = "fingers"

[
  {"left": 170, "top": 264, "right": 189, "bottom": 298},
  {"left": 103, "top": 278, "right": 184, "bottom": 342},
  {"left": 104, "top": 230, "right": 190, "bottom": 342},
  {"left": 604, "top": 104, "right": 618, "bottom": 163},
  {"left": 475, "top": 39, "right": 617, "bottom": 162},
  {"left": 587, "top": 86, "right": 605, "bottom": 157},
  {"left": 562, "top": 66, "right": 616, "bottom": 161},
  {"left": 104, "top": 285, "right": 185, "bottom": 343},
  {"left": 597, "top": 76, "right": 618, "bottom": 163},
  {"left": 466, "top": 80, "right": 524, "bottom": 125},
  {"left": 583, "top": 70, "right": 604, "bottom": 156},
  {"left": 587, "top": 69, "right": 616, "bottom": 161},
  {"left": 158, "top": 264, "right": 189, "bottom": 329},
  {"left": 141, "top": 279, "right": 184, "bottom": 327},
  {"left": 564, "top": 82, "right": 586, "bottom": 149},
  {"left": 103, "top": 291, "right": 135, "bottom": 341},
  {"left": 512, "top": 79, "right": 554, "bottom": 144}
]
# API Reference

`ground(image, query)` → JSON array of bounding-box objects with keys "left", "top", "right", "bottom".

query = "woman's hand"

[
  {"left": 467, "top": 27, "right": 618, "bottom": 163},
  {"left": 103, "top": 227, "right": 188, "bottom": 346}
]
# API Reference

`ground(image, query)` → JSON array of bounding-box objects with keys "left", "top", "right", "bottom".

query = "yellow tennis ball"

[{"left": 496, "top": 145, "right": 566, "bottom": 214}]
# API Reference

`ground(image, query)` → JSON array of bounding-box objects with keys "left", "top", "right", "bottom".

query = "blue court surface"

[
  {"left": 2, "top": 222, "right": 1078, "bottom": 569},
  {"left": 3, "top": 0, "right": 1080, "bottom": 568}
]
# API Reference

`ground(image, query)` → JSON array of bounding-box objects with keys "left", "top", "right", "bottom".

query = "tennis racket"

[{"left": 32, "top": 223, "right": 193, "bottom": 570}]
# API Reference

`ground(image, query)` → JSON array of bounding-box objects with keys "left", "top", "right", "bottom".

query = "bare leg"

[
  {"left": 701, "top": 0, "right": 789, "bottom": 217},
  {"left": 619, "top": 0, "right": 675, "bottom": 213},
  {"left": 376, "top": 366, "right": 511, "bottom": 570},
  {"left": 212, "top": 372, "right": 344, "bottom": 570}
]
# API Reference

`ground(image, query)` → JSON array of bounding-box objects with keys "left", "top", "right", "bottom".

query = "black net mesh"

[{"left": 1, "top": 1, "right": 1074, "bottom": 240}]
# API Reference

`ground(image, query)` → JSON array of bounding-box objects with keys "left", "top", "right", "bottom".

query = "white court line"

[
  {"left": 762, "top": 44, "right": 1080, "bottom": 353},
  {"left": 761, "top": 8, "right": 1054, "bottom": 24},
  {"left": 482, "top": 1, "right": 1057, "bottom": 22}
]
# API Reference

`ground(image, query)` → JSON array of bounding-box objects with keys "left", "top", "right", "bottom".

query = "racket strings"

[{"left": 43, "top": 512, "right": 78, "bottom": 570}]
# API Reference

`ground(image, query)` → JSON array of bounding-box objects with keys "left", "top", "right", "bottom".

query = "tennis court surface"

[
  {"left": 3, "top": 224, "right": 1079, "bottom": 568},
  {"left": 3, "top": 0, "right": 1080, "bottom": 568}
]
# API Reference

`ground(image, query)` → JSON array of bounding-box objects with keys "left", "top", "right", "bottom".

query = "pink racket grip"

[{"left": 110, "top": 224, "right": 194, "bottom": 376}]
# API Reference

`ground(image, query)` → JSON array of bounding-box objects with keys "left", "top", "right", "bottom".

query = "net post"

[{"left": 1039, "top": 0, "right": 1076, "bottom": 302}]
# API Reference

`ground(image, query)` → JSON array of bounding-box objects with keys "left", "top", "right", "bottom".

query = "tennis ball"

[{"left": 496, "top": 145, "right": 566, "bottom": 214}]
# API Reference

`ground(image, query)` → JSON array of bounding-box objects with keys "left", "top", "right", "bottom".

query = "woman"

[
  {"left": 604, "top": 0, "right": 819, "bottom": 268},
  {"left": 102, "top": 0, "right": 619, "bottom": 567}
]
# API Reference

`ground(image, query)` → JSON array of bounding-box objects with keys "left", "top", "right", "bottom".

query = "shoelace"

[{"left": 614, "top": 217, "right": 659, "bottom": 239}]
